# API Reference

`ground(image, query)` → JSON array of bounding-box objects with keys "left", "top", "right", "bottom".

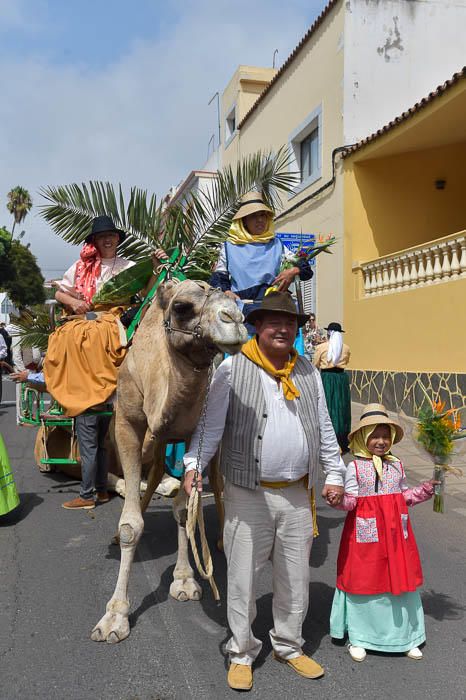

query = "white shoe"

[
  {"left": 406, "top": 647, "right": 423, "bottom": 660},
  {"left": 348, "top": 645, "right": 366, "bottom": 662},
  {"left": 155, "top": 474, "right": 181, "bottom": 498}
]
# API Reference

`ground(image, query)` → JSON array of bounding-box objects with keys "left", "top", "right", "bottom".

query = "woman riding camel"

[
  {"left": 210, "top": 191, "right": 313, "bottom": 323},
  {"left": 55, "top": 215, "right": 134, "bottom": 314}
]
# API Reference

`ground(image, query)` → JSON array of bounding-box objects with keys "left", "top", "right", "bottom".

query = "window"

[
  {"left": 225, "top": 103, "right": 237, "bottom": 146},
  {"left": 300, "top": 128, "right": 319, "bottom": 181},
  {"left": 288, "top": 105, "right": 322, "bottom": 197}
]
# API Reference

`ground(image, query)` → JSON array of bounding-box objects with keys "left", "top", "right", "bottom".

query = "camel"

[{"left": 91, "top": 279, "right": 247, "bottom": 644}]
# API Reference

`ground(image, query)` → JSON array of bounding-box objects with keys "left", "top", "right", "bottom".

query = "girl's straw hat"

[
  {"left": 348, "top": 403, "right": 404, "bottom": 443},
  {"left": 232, "top": 191, "right": 274, "bottom": 220}
]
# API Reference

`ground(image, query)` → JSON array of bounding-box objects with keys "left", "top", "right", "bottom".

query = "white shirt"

[
  {"left": 0, "top": 333, "right": 6, "bottom": 360},
  {"left": 184, "top": 356, "right": 346, "bottom": 486},
  {"left": 57, "top": 255, "right": 134, "bottom": 295}
]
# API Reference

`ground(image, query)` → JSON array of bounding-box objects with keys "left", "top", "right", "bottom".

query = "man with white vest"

[{"left": 184, "top": 291, "right": 345, "bottom": 692}]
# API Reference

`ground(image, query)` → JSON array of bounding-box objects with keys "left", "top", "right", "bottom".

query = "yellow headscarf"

[
  {"left": 241, "top": 336, "right": 300, "bottom": 401},
  {"left": 227, "top": 217, "right": 275, "bottom": 245},
  {"left": 349, "top": 425, "right": 399, "bottom": 481}
]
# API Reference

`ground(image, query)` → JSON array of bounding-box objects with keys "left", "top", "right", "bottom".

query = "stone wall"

[{"left": 349, "top": 370, "right": 466, "bottom": 417}]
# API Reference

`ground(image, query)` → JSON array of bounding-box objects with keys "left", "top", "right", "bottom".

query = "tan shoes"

[
  {"left": 227, "top": 663, "right": 253, "bottom": 691},
  {"left": 273, "top": 652, "right": 325, "bottom": 679},
  {"left": 62, "top": 496, "right": 95, "bottom": 510},
  {"left": 96, "top": 491, "right": 111, "bottom": 504}
]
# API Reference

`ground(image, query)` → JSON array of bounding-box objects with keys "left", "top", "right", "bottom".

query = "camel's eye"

[{"left": 172, "top": 301, "right": 194, "bottom": 318}]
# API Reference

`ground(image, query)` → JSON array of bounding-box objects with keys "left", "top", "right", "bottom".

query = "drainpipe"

[{"left": 274, "top": 145, "right": 356, "bottom": 222}]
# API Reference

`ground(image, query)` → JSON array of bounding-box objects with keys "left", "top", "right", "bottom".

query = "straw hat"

[
  {"left": 348, "top": 403, "right": 404, "bottom": 443},
  {"left": 245, "top": 291, "right": 309, "bottom": 328},
  {"left": 232, "top": 191, "right": 274, "bottom": 220}
]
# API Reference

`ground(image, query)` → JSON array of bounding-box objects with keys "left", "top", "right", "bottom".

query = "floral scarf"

[{"left": 74, "top": 243, "right": 101, "bottom": 305}]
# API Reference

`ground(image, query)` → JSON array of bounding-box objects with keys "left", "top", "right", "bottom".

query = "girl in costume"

[
  {"left": 210, "top": 191, "right": 313, "bottom": 322},
  {"left": 0, "top": 433, "right": 20, "bottom": 516},
  {"left": 329, "top": 403, "right": 439, "bottom": 661},
  {"left": 313, "top": 322, "right": 351, "bottom": 452}
]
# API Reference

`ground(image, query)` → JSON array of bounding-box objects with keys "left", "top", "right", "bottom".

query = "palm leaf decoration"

[
  {"left": 39, "top": 147, "right": 297, "bottom": 281},
  {"left": 9, "top": 306, "right": 53, "bottom": 353}
]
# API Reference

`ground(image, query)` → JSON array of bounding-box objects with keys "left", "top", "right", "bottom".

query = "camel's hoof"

[
  {"left": 91, "top": 611, "right": 130, "bottom": 643},
  {"left": 169, "top": 578, "right": 202, "bottom": 602}
]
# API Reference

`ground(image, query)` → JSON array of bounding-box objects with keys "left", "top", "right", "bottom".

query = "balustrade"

[{"left": 356, "top": 232, "right": 466, "bottom": 297}]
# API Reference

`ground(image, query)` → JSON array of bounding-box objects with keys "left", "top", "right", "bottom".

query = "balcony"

[{"left": 353, "top": 230, "right": 466, "bottom": 297}]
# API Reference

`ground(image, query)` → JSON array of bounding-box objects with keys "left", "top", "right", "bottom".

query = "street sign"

[{"left": 276, "top": 232, "right": 317, "bottom": 262}]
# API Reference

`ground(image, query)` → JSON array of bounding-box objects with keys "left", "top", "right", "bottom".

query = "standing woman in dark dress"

[{"left": 313, "top": 322, "right": 351, "bottom": 452}]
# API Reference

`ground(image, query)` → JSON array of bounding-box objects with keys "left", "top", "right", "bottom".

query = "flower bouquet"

[
  {"left": 415, "top": 397, "right": 464, "bottom": 513},
  {"left": 281, "top": 234, "right": 337, "bottom": 271}
]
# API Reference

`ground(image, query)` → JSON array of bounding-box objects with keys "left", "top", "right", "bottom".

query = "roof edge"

[{"left": 237, "top": 0, "right": 340, "bottom": 130}]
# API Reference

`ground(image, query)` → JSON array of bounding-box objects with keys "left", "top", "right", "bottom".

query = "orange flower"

[{"left": 432, "top": 399, "right": 446, "bottom": 414}]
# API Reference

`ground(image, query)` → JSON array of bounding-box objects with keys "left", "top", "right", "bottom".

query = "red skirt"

[{"left": 336, "top": 493, "right": 423, "bottom": 596}]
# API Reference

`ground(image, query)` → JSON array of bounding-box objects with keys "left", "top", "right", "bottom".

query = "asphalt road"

[{"left": 1, "top": 378, "right": 465, "bottom": 700}]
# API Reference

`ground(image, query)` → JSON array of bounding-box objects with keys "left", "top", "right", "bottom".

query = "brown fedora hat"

[
  {"left": 245, "top": 291, "right": 309, "bottom": 328},
  {"left": 348, "top": 403, "right": 404, "bottom": 444},
  {"left": 232, "top": 191, "right": 274, "bottom": 221}
]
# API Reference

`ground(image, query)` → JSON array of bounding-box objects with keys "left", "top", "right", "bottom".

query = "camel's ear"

[{"left": 156, "top": 280, "right": 177, "bottom": 310}]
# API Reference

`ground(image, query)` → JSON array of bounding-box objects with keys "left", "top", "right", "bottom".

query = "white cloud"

[{"left": 0, "top": 0, "right": 324, "bottom": 277}]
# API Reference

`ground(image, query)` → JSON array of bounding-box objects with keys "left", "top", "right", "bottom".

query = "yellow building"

[
  {"left": 344, "top": 68, "right": 466, "bottom": 412},
  {"left": 221, "top": 1, "right": 345, "bottom": 321}
]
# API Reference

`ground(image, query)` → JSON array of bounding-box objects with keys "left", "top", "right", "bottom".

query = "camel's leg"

[
  {"left": 91, "top": 411, "right": 146, "bottom": 643},
  {"left": 140, "top": 441, "right": 166, "bottom": 513},
  {"left": 169, "top": 483, "right": 202, "bottom": 602},
  {"left": 208, "top": 452, "right": 224, "bottom": 551}
]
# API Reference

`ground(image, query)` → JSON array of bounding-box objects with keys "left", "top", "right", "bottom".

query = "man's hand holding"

[
  {"left": 321, "top": 484, "right": 344, "bottom": 506},
  {"left": 183, "top": 470, "right": 203, "bottom": 496}
]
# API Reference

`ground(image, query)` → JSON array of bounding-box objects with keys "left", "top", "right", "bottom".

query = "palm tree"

[
  {"left": 39, "top": 147, "right": 297, "bottom": 280},
  {"left": 7, "top": 186, "right": 33, "bottom": 236}
]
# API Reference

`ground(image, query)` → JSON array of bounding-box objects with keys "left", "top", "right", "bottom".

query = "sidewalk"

[{"left": 351, "top": 401, "right": 466, "bottom": 507}]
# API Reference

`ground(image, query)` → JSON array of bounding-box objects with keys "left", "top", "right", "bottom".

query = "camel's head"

[{"left": 157, "top": 279, "right": 248, "bottom": 363}]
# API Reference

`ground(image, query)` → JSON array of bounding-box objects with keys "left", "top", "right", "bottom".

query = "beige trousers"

[{"left": 223, "top": 479, "right": 314, "bottom": 665}]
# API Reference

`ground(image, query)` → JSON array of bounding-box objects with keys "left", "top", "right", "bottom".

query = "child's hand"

[{"left": 428, "top": 479, "right": 442, "bottom": 487}]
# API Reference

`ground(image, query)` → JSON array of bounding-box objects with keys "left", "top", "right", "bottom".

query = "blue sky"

[{"left": 0, "top": 0, "right": 329, "bottom": 276}]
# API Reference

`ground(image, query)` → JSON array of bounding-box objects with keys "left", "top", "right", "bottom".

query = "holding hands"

[{"left": 322, "top": 484, "right": 344, "bottom": 506}]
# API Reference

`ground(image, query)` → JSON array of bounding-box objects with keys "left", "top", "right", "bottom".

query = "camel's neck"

[{"left": 133, "top": 304, "right": 211, "bottom": 439}]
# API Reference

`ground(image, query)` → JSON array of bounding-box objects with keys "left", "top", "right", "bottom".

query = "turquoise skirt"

[{"left": 330, "top": 587, "right": 426, "bottom": 652}]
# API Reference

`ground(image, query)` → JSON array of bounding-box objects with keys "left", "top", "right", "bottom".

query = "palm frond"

[
  {"left": 9, "top": 306, "right": 53, "bottom": 353},
  {"left": 39, "top": 147, "right": 298, "bottom": 277}
]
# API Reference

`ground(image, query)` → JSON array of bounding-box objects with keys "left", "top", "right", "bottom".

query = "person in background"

[
  {"left": 313, "top": 322, "right": 351, "bottom": 453},
  {"left": 303, "top": 313, "right": 326, "bottom": 362},
  {"left": 0, "top": 323, "right": 12, "bottom": 368}
]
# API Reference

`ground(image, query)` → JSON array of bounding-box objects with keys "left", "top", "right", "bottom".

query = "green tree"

[
  {"left": 0, "top": 226, "right": 15, "bottom": 284},
  {"left": 2, "top": 240, "right": 45, "bottom": 307},
  {"left": 7, "top": 185, "right": 33, "bottom": 236}
]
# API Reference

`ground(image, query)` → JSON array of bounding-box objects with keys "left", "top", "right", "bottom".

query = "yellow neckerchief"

[
  {"left": 349, "top": 425, "right": 398, "bottom": 481},
  {"left": 241, "top": 336, "right": 300, "bottom": 401},
  {"left": 227, "top": 217, "right": 275, "bottom": 245}
]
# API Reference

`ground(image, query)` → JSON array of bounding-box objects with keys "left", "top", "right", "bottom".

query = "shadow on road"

[
  {"left": 422, "top": 588, "right": 465, "bottom": 621},
  {"left": 0, "top": 492, "right": 44, "bottom": 526}
]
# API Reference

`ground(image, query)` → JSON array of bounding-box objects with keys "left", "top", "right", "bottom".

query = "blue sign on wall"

[{"left": 276, "top": 232, "right": 317, "bottom": 263}]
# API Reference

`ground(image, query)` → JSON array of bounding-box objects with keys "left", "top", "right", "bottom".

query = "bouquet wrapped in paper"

[
  {"left": 415, "top": 398, "right": 465, "bottom": 513},
  {"left": 280, "top": 234, "right": 337, "bottom": 271}
]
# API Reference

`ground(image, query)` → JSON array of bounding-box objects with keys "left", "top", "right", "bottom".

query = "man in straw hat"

[
  {"left": 210, "top": 191, "right": 313, "bottom": 320},
  {"left": 184, "top": 292, "right": 345, "bottom": 691}
]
